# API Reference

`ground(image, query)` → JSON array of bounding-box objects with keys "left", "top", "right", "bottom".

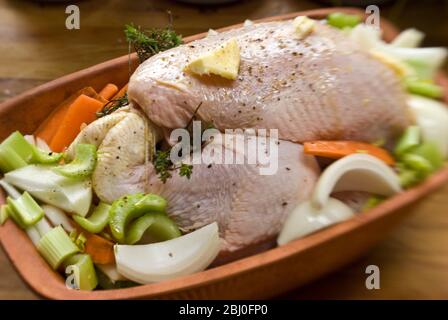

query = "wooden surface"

[{"left": 0, "top": 0, "right": 448, "bottom": 299}]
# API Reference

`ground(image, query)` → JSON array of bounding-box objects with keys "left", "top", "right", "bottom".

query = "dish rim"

[{"left": 0, "top": 7, "right": 447, "bottom": 300}]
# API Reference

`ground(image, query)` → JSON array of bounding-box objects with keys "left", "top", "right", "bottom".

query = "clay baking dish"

[{"left": 1, "top": 7, "right": 448, "bottom": 300}]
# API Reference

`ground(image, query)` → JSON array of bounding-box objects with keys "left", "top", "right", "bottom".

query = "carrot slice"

[
  {"left": 303, "top": 140, "right": 395, "bottom": 165},
  {"left": 85, "top": 234, "right": 115, "bottom": 265},
  {"left": 112, "top": 83, "right": 128, "bottom": 100},
  {"left": 99, "top": 83, "right": 119, "bottom": 100},
  {"left": 34, "top": 87, "right": 100, "bottom": 144},
  {"left": 49, "top": 94, "right": 104, "bottom": 152}
]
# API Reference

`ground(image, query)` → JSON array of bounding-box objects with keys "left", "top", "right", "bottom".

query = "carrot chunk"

[
  {"left": 49, "top": 94, "right": 104, "bottom": 152},
  {"left": 303, "top": 140, "right": 395, "bottom": 165},
  {"left": 84, "top": 234, "right": 115, "bottom": 265},
  {"left": 99, "top": 83, "right": 119, "bottom": 100}
]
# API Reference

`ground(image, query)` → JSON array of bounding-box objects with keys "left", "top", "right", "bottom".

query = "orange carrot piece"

[
  {"left": 303, "top": 140, "right": 395, "bottom": 165},
  {"left": 99, "top": 83, "right": 119, "bottom": 100},
  {"left": 49, "top": 94, "right": 104, "bottom": 152},
  {"left": 85, "top": 234, "right": 115, "bottom": 265},
  {"left": 112, "top": 83, "right": 128, "bottom": 100},
  {"left": 34, "top": 87, "right": 100, "bottom": 144}
]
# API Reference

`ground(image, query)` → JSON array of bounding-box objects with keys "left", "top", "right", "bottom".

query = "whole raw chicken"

[{"left": 69, "top": 18, "right": 411, "bottom": 259}]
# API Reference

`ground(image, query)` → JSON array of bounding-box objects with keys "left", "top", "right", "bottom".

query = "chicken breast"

[{"left": 128, "top": 20, "right": 411, "bottom": 144}]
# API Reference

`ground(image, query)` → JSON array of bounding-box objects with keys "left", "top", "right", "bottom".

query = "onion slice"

[
  {"left": 277, "top": 198, "right": 354, "bottom": 245},
  {"left": 115, "top": 222, "right": 220, "bottom": 284},
  {"left": 311, "top": 154, "right": 402, "bottom": 209},
  {"left": 407, "top": 94, "right": 448, "bottom": 158}
]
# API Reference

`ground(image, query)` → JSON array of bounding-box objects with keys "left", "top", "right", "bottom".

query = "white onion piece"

[
  {"left": 0, "top": 179, "right": 21, "bottom": 199},
  {"left": 36, "top": 137, "right": 52, "bottom": 152},
  {"left": 42, "top": 204, "right": 75, "bottom": 232},
  {"left": 24, "top": 135, "right": 36, "bottom": 146},
  {"left": 408, "top": 95, "right": 448, "bottom": 159},
  {"left": 207, "top": 29, "right": 219, "bottom": 37},
  {"left": 115, "top": 222, "right": 220, "bottom": 284},
  {"left": 379, "top": 46, "right": 447, "bottom": 75},
  {"left": 243, "top": 19, "right": 254, "bottom": 27},
  {"left": 391, "top": 28, "right": 424, "bottom": 48},
  {"left": 97, "top": 264, "right": 127, "bottom": 283},
  {"left": 26, "top": 226, "right": 41, "bottom": 246},
  {"left": 349, "top": 23, "right": 383, "bottom": 51},
  {"left": 35, "top": 217, "right": 52, "bottom": 237},
  {"left": 277, "top": 198, "right": 354, "bottom": 245},
  {"left": 311, "top": 154, "right": 402, "bottom": 209}
]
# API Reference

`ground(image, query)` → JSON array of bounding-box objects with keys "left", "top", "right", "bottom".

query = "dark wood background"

[{"left": 1, "top": 0, "right": 448, "bottom": 299}]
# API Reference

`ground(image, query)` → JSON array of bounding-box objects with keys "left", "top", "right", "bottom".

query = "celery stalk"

[
  {"left": 405, "top": 78, "right": 444, "bottom": 98},
  {"left": 125, "top": 213, "right": 181, "bottom": 245},
  {"left": 7, "top": 192, "right": 44, "bottom": 227},
  {"left": 37, "top": 226, "right": 79, "bottom": 269},
  {"left": 63, "top": 254, "right": 98, "bottom": 291},
  {"left": 73, "top": 202, "right": 111, "bottom": 234},
  {"left": 1, "top": 131, "right": 34, "bottom": 163},
  {"left": 0, "top": 144, "right": 28, "bottom": 173},
  {"left": 394, "top": 126, "right": 421, "bottom": 157},
  {"left": 54, "top": 144, "right": 97, "bottom": 178},
  {"left": 0, "top": 205, "right": 9, "bottom": 225},
  {"left": 410, "top": 142, "right": 444, "bottom": 170},
  {"left": 327, "top": 12, "right": 361, "bottom": 29},
  {"left": 0, "top": 131, "right": 62, "bottom": 173}
]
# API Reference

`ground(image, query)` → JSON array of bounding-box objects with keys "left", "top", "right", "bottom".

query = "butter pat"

[
  {"left": 293, "top": 16, "right": 316, "bottom": 39},
  {"left": 184, "top": 38, "right": 240, "bottom": 80}
]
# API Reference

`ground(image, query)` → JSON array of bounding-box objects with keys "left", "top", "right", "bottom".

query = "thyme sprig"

[
  {"left": 96, "top": 93, "right": 129, "bottom": 118},
  {"left": 154, "top": 150, "right": 193, "bottom": 183},
  {"left": 124, "top": 24, "right": 182, "bottom": 63}
]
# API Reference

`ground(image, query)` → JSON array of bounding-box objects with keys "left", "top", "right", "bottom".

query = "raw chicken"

[
  {"left": 128, "top": 20, "right": 411, "bottom": 144},
  {"left": 69, "top": 110, "right": 320, "bottom": 253}
]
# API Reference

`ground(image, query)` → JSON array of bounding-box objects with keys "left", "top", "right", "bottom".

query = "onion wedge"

[
  {"left": 278, "top": 154, "right": 401, "bottom": 245},
  {"left": 312, "top": 154, "right": 402, "bottom": 209},
  {"left": 115, "top": 222, "right": 220, "bottom": 284},
  {"left": 407, "top": 94, "right": 448, "bottom": 158},
  {"left": 277, "top": 198, "right": 354, "bottom": 245}
]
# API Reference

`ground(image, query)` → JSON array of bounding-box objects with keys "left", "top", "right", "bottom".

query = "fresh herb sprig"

[
  {"left": 154, "top": 150, "right": 193, "bottom": 183},
  {"left": 97, "top": 93, "right": 129, "bottom": 118},
  {"left": 125, "top": 24, "right": 182, "bottom": 62}
]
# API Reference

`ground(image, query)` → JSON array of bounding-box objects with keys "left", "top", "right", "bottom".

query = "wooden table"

[{"left": 1, "top": 0, "right": 448, "bottom": 299}]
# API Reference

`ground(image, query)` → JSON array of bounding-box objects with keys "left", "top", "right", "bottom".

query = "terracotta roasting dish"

[{"left": 1, "top": 7, "right": 448, "bottom": 299}]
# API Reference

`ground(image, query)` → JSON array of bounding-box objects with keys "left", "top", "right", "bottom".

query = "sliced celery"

[
  {"left": 327, "top": 12, "right": 361, "bottom": 29},
  {"left": 7, "top": 192, "right": 44, "bottom": 227},
  {"left": 402, "top": 153, "right": 433, "bottom": 176},
  {"left": 0, "top": 131, "right": 61, "bottom": 173},
  {"left": 0, "top": 144, "right": 28, "bottom": 173},
  {"left": 410, "top": 142, "right": 444, "bottom": 170},
  {"left": 398, "top": 167, "right": 420, "bottom": 188},
  {"left": 37, "top": 225, "right": 79, "bottom": 269},
  {"left": 73, "top": 202, "right": 111, "bottom": 234},
  {"left": 1, "top": 131, "right": 34, "bottom": 163},
  {"left": 54, "top": 144, "right": 97, "bottom": 178},
  {"left": 0, "top": 204, "right": 9, "bottom": 225},
  {"left": 134, "top": 194, "right": 167, "bottom": 213},
  {"left": 362, "top": 196, "right": 385, "bottom": 212},
  {"left": 405, "top": 78, "right": 444, "bottom": 98},
  {"left": 109, "top": 193, "right": 146, "bottom": 242},
  {"left": 32, "top": 149, "right": 63, "bottom": 164},
  {"left": 69, "top": 230, "right": 87, "bottom": 252},
  {"left": 4, "top": 203, "right": 27, "bottom": 229},
  {"left": 63, "top": 254, "right": 98, "bottom": 291},
  {"left": 394, "top": 126, "right": 421, "bottom": 157},
  {"left": 125, "top": 213, "right": 181, "bottom": 245}
]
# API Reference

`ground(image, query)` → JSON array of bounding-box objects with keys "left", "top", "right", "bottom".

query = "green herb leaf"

[{"left": 125, "top": 24, "right": 182, "bottom": 62}]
